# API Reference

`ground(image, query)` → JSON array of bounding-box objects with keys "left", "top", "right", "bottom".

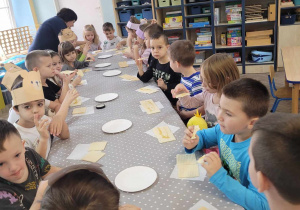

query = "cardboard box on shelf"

[
  {"left": 246, "top": 29, "right": 273, "bottom": 37},
  {"left": 268, "top": 4, "right": 275, "bottom": 21},
  {"left": 246, "top": 37, "right": 271, "bottom": 46}
]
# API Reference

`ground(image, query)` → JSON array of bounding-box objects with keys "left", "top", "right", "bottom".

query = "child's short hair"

[
  {"left": 0, "top": 120, "right": 21, "bottom": 152},
  {"left": 83, "top": 24, "right": 100, "bottom": 45},
  {"left": 169, "top": 40, "right": 195, "bottom": 67},
  {"left": 41, "top": 164, "right": 120, "bottom": 209},
  {"left": 25, "top": 50, "right": 51, "bottom": 71},
  {"left": 252, "top": 113, "right": 300, "bottom": 204},
  {"left": 45, "top": 49, "right": 59, "bottom": 58},
  {"left": 222, "top": 78, "right": 269, "bottom": 118},
  {"left": 150, "top": 32, "right": 169, "bottom": 45},
  {"left": 144, "top": 23, "right": 163, "bottom": 37},
  {"left": 201, "top": 53, "right": 240, "bottom": 93},
  {"left": 103, "top": 22, "right": 114, "bottom": 32},
  {"left": 58, "top": 41, "right": 76, "bottom": 63}
]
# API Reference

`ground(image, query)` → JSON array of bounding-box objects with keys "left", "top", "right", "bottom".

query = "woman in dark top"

[{"left": 29, "top": 8, "right": 77, "bottom": 52}]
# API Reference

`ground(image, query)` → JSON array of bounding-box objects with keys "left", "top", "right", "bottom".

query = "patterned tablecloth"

[{"left": 48, "top": 52, "right": 243, "bottom": 210}]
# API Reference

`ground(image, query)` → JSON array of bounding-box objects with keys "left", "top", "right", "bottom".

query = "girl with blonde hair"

[{"left": 83, "top": 24, "right": 102, "bottom": 51}]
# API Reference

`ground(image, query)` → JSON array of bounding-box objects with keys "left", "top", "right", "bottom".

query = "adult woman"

[{"left": 29, "top": 8, "right": 77, "bottom": 52}]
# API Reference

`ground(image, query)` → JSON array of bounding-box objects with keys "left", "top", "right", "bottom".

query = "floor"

[{"left": 0, "top": 69, "right": 299, "bottom": 120}]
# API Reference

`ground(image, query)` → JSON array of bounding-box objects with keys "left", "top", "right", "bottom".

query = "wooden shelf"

[
  {"left": 245, "top": 19, "right": 275, "bottom": 24},
  {"left": 155, "top": 5, "right": 181, "bottom": 9},
  {"left": 215, "top": 45, "right": 242, "bottom": 49},
  {"left": 184, "top": 1, "right": 211, "bottom": 6},
  {"left": 280, "top": 21, "right": 300, "bottom": 26},
  {"left": 215, "top": 22, "right": 242, "bottom": 27},
  {"left": 185, "top": 14, "right": 211, "bottom": 19},
  {"left": 214, "top": 0, "right": 242, "bottom": 3},
  {"left": 280, "top": 5, "right": 300, "bottom": 10},
  {"left": 163, "top": 27, "right": 183, "bottom": 31},
  {"left": 245, "top": 44, "right": 275, "bottom": 48},
  {"left": 186, "top": 26, "right": 211, "bottom": 29},
  {"left": 115, "top": 4, "right": 152, "bottom": 10},
  {"left": 245, "top": 61, "right": 274, "bottom": 66}
]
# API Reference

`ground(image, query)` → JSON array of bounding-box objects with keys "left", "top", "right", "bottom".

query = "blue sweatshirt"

[{"left": 185, "top": 124, "right": 270, "bottom": 210}]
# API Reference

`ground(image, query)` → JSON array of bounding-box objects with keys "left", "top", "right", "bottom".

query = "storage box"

[
  {"left": 163, "top": 22, "right": 182, "bottom": 28},
  {"left": 246, "top": 29, "right": 273, "bottom": 37},
  {"left": 117, "top": 1, "right": 132, "bottom": 7},
  {"left": 227, "top": 37, "right": 242, "bottom": 46},
  {"left": 158, "top": 0, "right": 170, "bottom": 7},
  {"left": 191, "top": 6, "right": 201, "bottom": 15},
  {"left": 121, "top": 25, "right": 128, "bottom": 37},
  {"left": 135, "top": 13, "right": 143, "bottom": 20},
  {"left": 268, "top": 4, "right": 275, "bottom": 21},
  {"left": 281, "top": 14, "right": 296, "bottom": 25},
  {"left": 251, "top": 50, "right": 272, "bottom": 62},
  {"left": 141, "top": 0, "right": 151, "bottom": 5},
  {"left": 165, "top": 16, "right": 182, "bottom": 23},
  {"left": 202, "top": 7, "right": 210, "bottom": 14},
  {"left": 195, "top": 51, "right": 205, "bottom": 64},
  {"left": 246, "top": 37, "right": 271, "bottom": 46},
  {"left": 171, "top": 0, "right": 181, "bottom": 6},
  {"left": 132, "top": 0, "right": 140, "bottom": 5},
  {"left": 142, "top": 8, "right": 153, "bottom": 19},
  {"left": 119, "top": 9, "right": 134, "bottom": 22}
]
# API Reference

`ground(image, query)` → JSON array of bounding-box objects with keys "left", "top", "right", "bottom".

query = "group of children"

[{"left": 0, "top": 15, "right": 299, "bottom": 210}]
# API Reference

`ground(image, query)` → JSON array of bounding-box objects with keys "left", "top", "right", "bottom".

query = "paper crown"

[
  {"left": 2, "top": 63, "right": 44, "bottom": 106},
  {"left": 126, "top": 21, "right": 140, "bottom": 30},
  {"left": 59, "top": 28, "right": 77, "bottom": 42}
]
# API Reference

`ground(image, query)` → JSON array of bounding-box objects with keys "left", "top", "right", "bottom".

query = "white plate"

[
  {"left": 98, "top": 54, "right": 113, "bottom": 59},
  {"left": 103, "top": 70, "right": 121, "bottom": 77},
  {"left": 102, "top": 119, "right": 132, "bottom": 134},
  {"left": 115, "top": 166, "right": 157, "bottom": 192},
  {"left": 95, "top": 93, "right": 118, "bottom": 102},
  {"left": 95, "top": 63, "right": 111, "bottom": 68}
]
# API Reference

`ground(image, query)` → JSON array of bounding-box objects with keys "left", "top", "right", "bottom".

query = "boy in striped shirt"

[{"left": 168, "top": 40, "right": 202, "bottom": 121}]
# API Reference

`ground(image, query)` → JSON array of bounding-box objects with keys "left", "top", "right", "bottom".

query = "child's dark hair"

[
  {"left": 58, "top": 41, "right": 76, "bottom": 64},
  {"left": 169, "top": 40, "right": 195, "bottom": 67},
  {"left": 25, "top": 50, "right": 51, "bottom": 71},
  {"left": 150, "top": 32, "right": 169, "bottom": 45},
  {"left": 252, "top": 113, "right": 300, "bottom": 204},
  {"left": 222, "top": 78, "right": 269, "bottom": 118},
  {"left": 0, "top": 120, "right": 21, "bottom": 152},
  {"left": 103, "top": 22, "right": 114, "bottom": 32},
  {"left": 45, "top": 49, "right": 59, "bottom": 58},
  {"left": 41, "top": 168, "right": 120, "bottom": 210},
  {"left": 144, "top": 23, "right": 163, "bottom": 37}
]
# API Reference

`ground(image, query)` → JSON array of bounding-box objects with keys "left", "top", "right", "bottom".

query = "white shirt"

[
  {"left": 102, "top": 36, "right": 122, "bottom": 50},
  {"left": 14, "top": 115, "right": 52, "bottom": 159}
]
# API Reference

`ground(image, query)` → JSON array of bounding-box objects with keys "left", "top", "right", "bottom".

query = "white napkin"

[
  {"left": 170, "top": 164, "right": 207, "bottom": 181},
  {"left": 145, "top": 121, "right": 179, "bottom": 137},
  {"left": 139, "top": 101, "right": 164, "bottom": 112},
  {"left": 189, "top": 199, "right": 218, "bottom": 210},
  {"left": 72, "top": 106, "right": 94, "bottom": 117}
]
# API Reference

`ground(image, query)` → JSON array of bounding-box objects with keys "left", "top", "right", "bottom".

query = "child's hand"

[
  {"left": 72, "top": 75, "right": 82, "bottom": 87},
  {"left": 119, "top": 204, "right": 141, "bottom": 210},
  {"left": 34, "top": 114, "right": 50, "bottom": 140},
  {"left": 172, "top": 83, "right": 189, "bottom": 98},
  {"left": 49, "top": 114, "right": 63, "bottom": 136},
  {"left": 63, "top": 71, "right": 76, "bottom": 84},
  {"left": 123, "top": 51, "right": 132, "bottom": 58},
  {"left": 157, "top": 78, "right": 167, "bottom": 90},
  {"left": 182, "top": 126, "right": 199, "bottom": 150},
  {"left": 64, "top": 89, "right": 80, "bottom": 105},
  {"left": 83, "top": 42, "right": 91, "bottom": 54},
  {"left": 201, "top": 152, "right": 222, "bottom": 177},
  {"left": 116, "top": 42, "right": 122, "bottom": 49},
  {"left": 135, "top": 58, "right": 143, "bottom": 71}
]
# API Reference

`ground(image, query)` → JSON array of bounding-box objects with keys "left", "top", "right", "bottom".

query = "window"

[{"left": 0, "top": 0, "right": 15, "bottom": 31}]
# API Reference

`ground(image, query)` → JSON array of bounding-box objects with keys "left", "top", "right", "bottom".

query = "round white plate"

[
  {"left": 95, "top": 63, "right": 111, "bottom": 68},
  {"left": 102, "top": 119, "right": 132, "bottom": 134},
  {"left": 95, "top": 93, "right": 118, "bottom": 102},
  {"left": 103, "top": 70, "right": 121, "bottom": 77},
  {"left": 115, "top": 166, "right": 157, "bottom": 192},
  {"left": 98, "top": 54, "right": 113, "bottom": 59}
]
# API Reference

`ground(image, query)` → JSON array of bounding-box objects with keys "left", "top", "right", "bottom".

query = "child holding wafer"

[
  {"left": 123, "top": 16, "right": 140, "bottom": 58},
  {"left": 183, "top": 78, "right": 270, "bottom": 209}
]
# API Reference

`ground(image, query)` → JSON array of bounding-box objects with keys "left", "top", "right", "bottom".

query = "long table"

[{"left": 48, "top": 53, "right": 243, "bottom": 210}]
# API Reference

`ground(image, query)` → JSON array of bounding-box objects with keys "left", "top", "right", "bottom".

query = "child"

[
  {"left": 83, "top": 24, "right": 102, "bottom": 52},
  {"left": 249, "top": 113, "right": 300, "bottom": 210},
  {"left": 0, "top": 119, "right": 61, "bottom": 209},
  {"left": 47, "top": 50, "right": 81, "bottom": 88},
  {"left": 58, "top": 28, "right": 93, "bottom": 62},
  {"left": 133, "top": 23, "right": 151, "bottom": 72},
  {"left": 183, "top": 78, "right": 270, "bottom": 209},
  {"left": 168, "top": 40, "right": 202, "bottom": 120},
  {"left": 102, "top": 22, "right": 126, "bottom": 50},
  {"left": 124, "top": 16, "right": 140, "bottom": 58},
  {"left": 172, "top": 53, "right": 240, "bottom": 127},
  {"left": 137, "top": 32, "right": 181, "bottom": 106},
  {"left": 58, "top": 41, "right": 89, "bottom": 71},
  {"left": 2, "top": 63, "right": 78, "bottom": 159},
  {"left": 40, "top": 164, "right": 141, "bottom": 210}
]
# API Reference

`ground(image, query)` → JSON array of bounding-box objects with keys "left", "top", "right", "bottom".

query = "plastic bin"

[
  {"left": 251, "top": 50, "right": 272, "bottom": 63},
  {"left": 295, "top": 0, "right": 300, "bottom": 6},
  {"left": 281, "top": 14, "right": 296, "bottom": 25},
  {"left": 191, "top": 6, "right": 201, "bottom": 15},
  {"left": 158, "top": 0, "right": 170, "bottom": 7},
  {"left": 131, "top": 0, "right": 140, "bottom": 5},
  {"left": 135, "top": 13, "right": 143, "bottom": 20},
  {"left": 119, "top": 9, "right": 134, "bottom": 22},
  {"left": 141, "top": 0, "right": 151, "bottom": 4},
  {"left": 121, "top": 25, "right": 128, "bottom": 37},
  {"left": 171, "top": 0, "right": 181, "bottom": 6},
  {"left": 142, "top": 8, "right": 153, "bottom": 19},
  {"left": 195, "top": 51, "right": 205, "bottom": 64},
  {"left": 202, "top": 7, "right": 210, "bottom": 14},
  {"left": 117, "top": 1, "right": 132, "bottom": 7}
]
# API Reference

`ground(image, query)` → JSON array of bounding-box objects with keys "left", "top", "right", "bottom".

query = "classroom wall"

[
  {"left": 10, "top": 0, "right": 35, "bottom": 28},
  {"left": 32, "top": 0, "right": 56, "bottom": 24},
  {"left": 99, "top": 0, "right": 116, "bottom": 29}
]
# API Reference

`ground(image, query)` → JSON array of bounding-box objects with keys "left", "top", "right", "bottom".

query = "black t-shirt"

[
  {"left": 137, "top": 55, "right": 181, "bottom": 105},
  {"left": 0, "top": 148, "right": 51, "bottom": 210},
  {"left": 42, "top": 79, "right": 60, "bottom": 101}
]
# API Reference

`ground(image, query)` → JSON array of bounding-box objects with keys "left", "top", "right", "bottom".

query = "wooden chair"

[{"left": 268, "top": 66, "right": 300, "bottom": 112}]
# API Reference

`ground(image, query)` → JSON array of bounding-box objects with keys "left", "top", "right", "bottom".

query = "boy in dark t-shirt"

[
  {"left": 137, "top": 33, "right": 181, "bottom": 105},
  {"left": 0, "top": 120, "right": 60, "bottom": 209}
]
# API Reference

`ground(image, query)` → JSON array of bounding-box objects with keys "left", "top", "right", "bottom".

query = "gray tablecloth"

[{"left": 48, "top": 53, "right": 243, "bottom": 210}]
